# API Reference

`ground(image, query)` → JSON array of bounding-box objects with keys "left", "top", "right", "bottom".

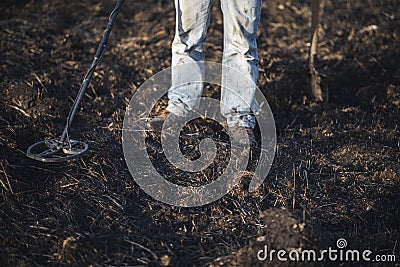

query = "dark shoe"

[
  {"left": 147, "top": 109, "right": 170, "bottom": 131},
  {"left": 229, "top": 126, "right": 258, "bottom": 148}
]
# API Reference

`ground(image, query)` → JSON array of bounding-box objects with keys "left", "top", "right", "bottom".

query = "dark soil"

[{"left": 1, "top": 0, "right": 399, "bottom": 266}]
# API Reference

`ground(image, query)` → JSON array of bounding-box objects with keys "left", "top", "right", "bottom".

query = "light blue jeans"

[{"left": 167, "top": 0, "right": 262, "bottom": 129}]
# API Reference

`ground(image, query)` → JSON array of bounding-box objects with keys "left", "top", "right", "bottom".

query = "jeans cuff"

[
  {"left": 227, "top": 114, "right": 256, "bottom": 129},
  {"left": 166, "top": 101, "right": 189, "bottom": 117}
]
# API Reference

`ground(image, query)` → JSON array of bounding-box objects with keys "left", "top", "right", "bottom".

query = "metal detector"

[{"left": 27, "top": 0, "right": 124, "bottom": 162}]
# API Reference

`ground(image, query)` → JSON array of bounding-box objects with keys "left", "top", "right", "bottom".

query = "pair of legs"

[{"left": 167, "top": 0, "right": 262, "bottom": 129}]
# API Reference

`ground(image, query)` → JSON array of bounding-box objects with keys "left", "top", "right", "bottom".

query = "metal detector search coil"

[
  {"left": 26, "top": 139, "right": 88, "bottom": 163},
  {"left": 26, "top": 0, "right": 124, "bottom": 162}
]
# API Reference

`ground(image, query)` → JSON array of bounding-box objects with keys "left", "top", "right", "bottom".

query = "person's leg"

[
  {"left": 167, "top": 0, "right": 214, "bottom": 116},
  {"left": 220, "top": 0, "right": 262, "bottom": 128}
]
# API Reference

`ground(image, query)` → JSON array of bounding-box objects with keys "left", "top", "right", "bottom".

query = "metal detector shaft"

[{"left": 59, "top": 0, "right": 124, "bottom": 145}]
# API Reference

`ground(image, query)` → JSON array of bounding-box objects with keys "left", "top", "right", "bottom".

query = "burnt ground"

[{"left": 0, "top": 0, "right": 399, "bottom": 266}]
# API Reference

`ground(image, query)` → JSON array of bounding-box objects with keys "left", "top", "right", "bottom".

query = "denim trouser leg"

[
  {"left": 167, "top": 0, "right": 214, "bottom": 116},
  {"left": 168, "top": 0, "right": 261, "bottom": 128},
  {"left": 220, "top": 0, "right": 261, "bottom": 129}
]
